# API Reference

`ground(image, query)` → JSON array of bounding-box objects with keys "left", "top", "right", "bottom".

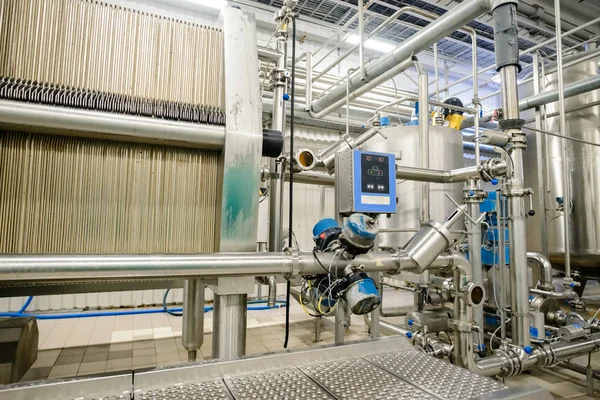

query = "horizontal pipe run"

[
  {"left": 257, "top": 45, "right": 282, "bottom": 62},
  {"left": 462, "top": 75, "right": 600, "bottom": 128},
  {"left": 310, "top": 0, "right": 490, "bottom": 116},
  {"left": 396, "top": 165, "right": 480, "bottom": 183},
  {"left": 0, "top": 248, "right": 461, "bottom": 287},
  {"left": 285, "top": 171, "right": 335, "bottom": 186},
  {"left": 530, "top": 288, "right": 579, "bottom": 300},
  {"left": 0, "top": 100, "right": 226, "bottom": 150}
]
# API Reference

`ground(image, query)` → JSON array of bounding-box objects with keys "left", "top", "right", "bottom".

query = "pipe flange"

[
  {"left": 385, "top": 247, "right": 404, "bottom": 275},
  {"left": 285, "top": 247, "right": 301, "bottom": 279}
]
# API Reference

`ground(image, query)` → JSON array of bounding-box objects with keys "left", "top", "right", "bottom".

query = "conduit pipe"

[
  {"left": 0, "top": 100, "right": 225, "bottom": 150},
  {"left": 310, "top": 0, "right": 493, "bottom": 117}
]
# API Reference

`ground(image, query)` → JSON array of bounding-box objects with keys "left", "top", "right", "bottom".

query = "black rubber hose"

[{"left": 284, "top": 16, "right": 296, "bottom": 350}]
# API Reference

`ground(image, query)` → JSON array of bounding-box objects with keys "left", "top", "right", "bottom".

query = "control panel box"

[{"left": 336, "top": 149, "right": 397, "bottom": 216}]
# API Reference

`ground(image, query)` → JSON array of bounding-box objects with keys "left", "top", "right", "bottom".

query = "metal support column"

[
  {"left": 182, "top": 280, "right": 205, "bottom": 362},
  {"left": 212, "top": 294, "right": 248, "bottom": 359},
  {"left": 209, "top": 6, "right": 263, "bottom": 360}
]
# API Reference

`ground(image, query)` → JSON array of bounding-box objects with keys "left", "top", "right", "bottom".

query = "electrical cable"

[
  {"left": 313, "top": 248, "right": 332, "bottom": 274},
  {"left": 284, "top": 14, "right": 296, "bottom": 350}
]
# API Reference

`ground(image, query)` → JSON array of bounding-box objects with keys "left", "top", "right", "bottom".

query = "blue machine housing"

[
  {"left": 480, "top": 191, "right": 509, "bottom": 266},
  {"left": 352, "top": 150, "right": 397, "bottom": 214}
]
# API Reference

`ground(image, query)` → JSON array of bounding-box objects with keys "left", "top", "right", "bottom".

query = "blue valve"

[
  {"left": 283, "top": 93, "right": 290, "bottom": 101},
  {"left": 491, "top": 178, "right": 499, "bottom": 186},
  {"left": 407, "top": 319, "right": 413, "bottom": 326},
  {"left": 569, "top": 282, "right": 575, "bottom": 288},
  {"left": 524, "top": 346, "right": 533, "bottom": 354},
  {"left": 477, "top": 344, "right": 486, "bottom": 352},
  {"left": 406, "top": 332, "right": 413, "bottom": 339}
]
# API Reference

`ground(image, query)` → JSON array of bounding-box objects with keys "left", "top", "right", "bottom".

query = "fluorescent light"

[{"left": 345, "top": 34, "right": 396, "bottom": 53}]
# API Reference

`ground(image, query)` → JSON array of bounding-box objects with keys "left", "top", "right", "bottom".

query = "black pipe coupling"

[{"left": 262, "top": 129, "right": 284, "bottom": 158}]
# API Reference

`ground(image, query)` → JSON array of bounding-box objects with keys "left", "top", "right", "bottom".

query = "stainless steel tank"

[
  {"left": 545, "top": 55, "right": 600, "bottom": 277},
  {"left": 362, "top": 125, "right": 464, "bottom": 248}
]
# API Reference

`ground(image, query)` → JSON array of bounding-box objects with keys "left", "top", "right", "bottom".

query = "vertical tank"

[
  {"left": 545, "top": 55, "right": 600, "bottom": 276},
  {"left": 362, "top": 125, "right": 464, "bottom": 248}
]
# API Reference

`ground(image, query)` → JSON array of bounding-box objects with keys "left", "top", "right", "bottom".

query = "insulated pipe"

[
  {"left": 462, "top": 75, "right": 600, "bottom": 128},
  {"left": 310, "top": 0, "right": 491, "bottom": 116},
  {"left": 527, "top": 252, "right": 554, "bottom": 291},
  {"left": 0, "top": 100, "right": 226, "bottom": 150}
]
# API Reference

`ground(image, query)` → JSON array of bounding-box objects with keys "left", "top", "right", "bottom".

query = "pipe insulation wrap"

[{"left": 493, "top": 4, "right": 521, "bottom": 72}]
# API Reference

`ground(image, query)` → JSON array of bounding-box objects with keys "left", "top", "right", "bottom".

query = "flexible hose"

[
  {"left": 284, "top": 15, "right": 297, "bottom": 350},
  {"left": 17, "top": 296, "right": 33, "bottom": 314},
  {"left": 1, "top": 299, "right": 286, "bottom": 320}
]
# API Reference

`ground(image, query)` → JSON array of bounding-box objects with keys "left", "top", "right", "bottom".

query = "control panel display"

[{"left": 361, "top": 153, "right": 390, "bottom": 194}]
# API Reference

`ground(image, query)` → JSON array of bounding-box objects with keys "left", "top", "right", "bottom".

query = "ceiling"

[{"left": 249, "top": 0, "right": 593, "bottom": 80}]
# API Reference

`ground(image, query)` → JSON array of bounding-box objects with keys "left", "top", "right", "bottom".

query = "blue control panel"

[{"left": 351, "top": 150, "right": 397, "bottom": 214}]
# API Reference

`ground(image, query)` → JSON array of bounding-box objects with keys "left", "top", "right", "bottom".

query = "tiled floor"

[{"left": 16, "top": 289, "right": 600, "bottom": 399}]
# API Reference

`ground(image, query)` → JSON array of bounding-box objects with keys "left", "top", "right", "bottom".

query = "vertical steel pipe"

[
  {"left": 532, "top": 51, "right": 549, "bottom": 256},
  {"left": 268, "top": 35, "right": 288, "bottom": 256},
  {"left": 502, "top": 65, "right": 531, "bottom": 346},
  {"left": 304, "top": 52, "right": 313, "bottom": 111},
  {"left": 553, "top": 0, "right": 572, "bottom": 280},
  {"left": 358, "top": 0, "right": 366, "bottom": 81},
  {"left": 212, "top": 294, "right": 248, "bottom": 360},
  {"left": 182, "top": 279, "right": 205, "bottom": 362}
]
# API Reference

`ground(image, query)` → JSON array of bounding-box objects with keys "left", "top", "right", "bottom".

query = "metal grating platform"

[
  {"left": 0, "top": 338, "right": 551, "bottom": 400},
  {"left": 136, "top": 379, "right": 233, "bottom": 400},
  {"left": 226, "top": 368, "right": 331, "bottom": 400},
  {"left": 365, "top": 351, "right": 507, "bottom": 400},
  {"left": 301, "top": 358, "right": 437, "bottom": 400}
]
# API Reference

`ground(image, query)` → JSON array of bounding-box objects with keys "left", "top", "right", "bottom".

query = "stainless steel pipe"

[
  {"left": 0, "top": 100, "right": 226, "bottom": 150},
  {"left": 310, "top": 0, "right": 491, "bottom": 116},
  {"left": 527, "top": 252, "right": 554, "bottom": 291},
  {"left": 0, "top": 248, "right": 465, "bottom": 286},
  {"left": 463, "top": 75, "right": 600, "bottom": 128}
]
